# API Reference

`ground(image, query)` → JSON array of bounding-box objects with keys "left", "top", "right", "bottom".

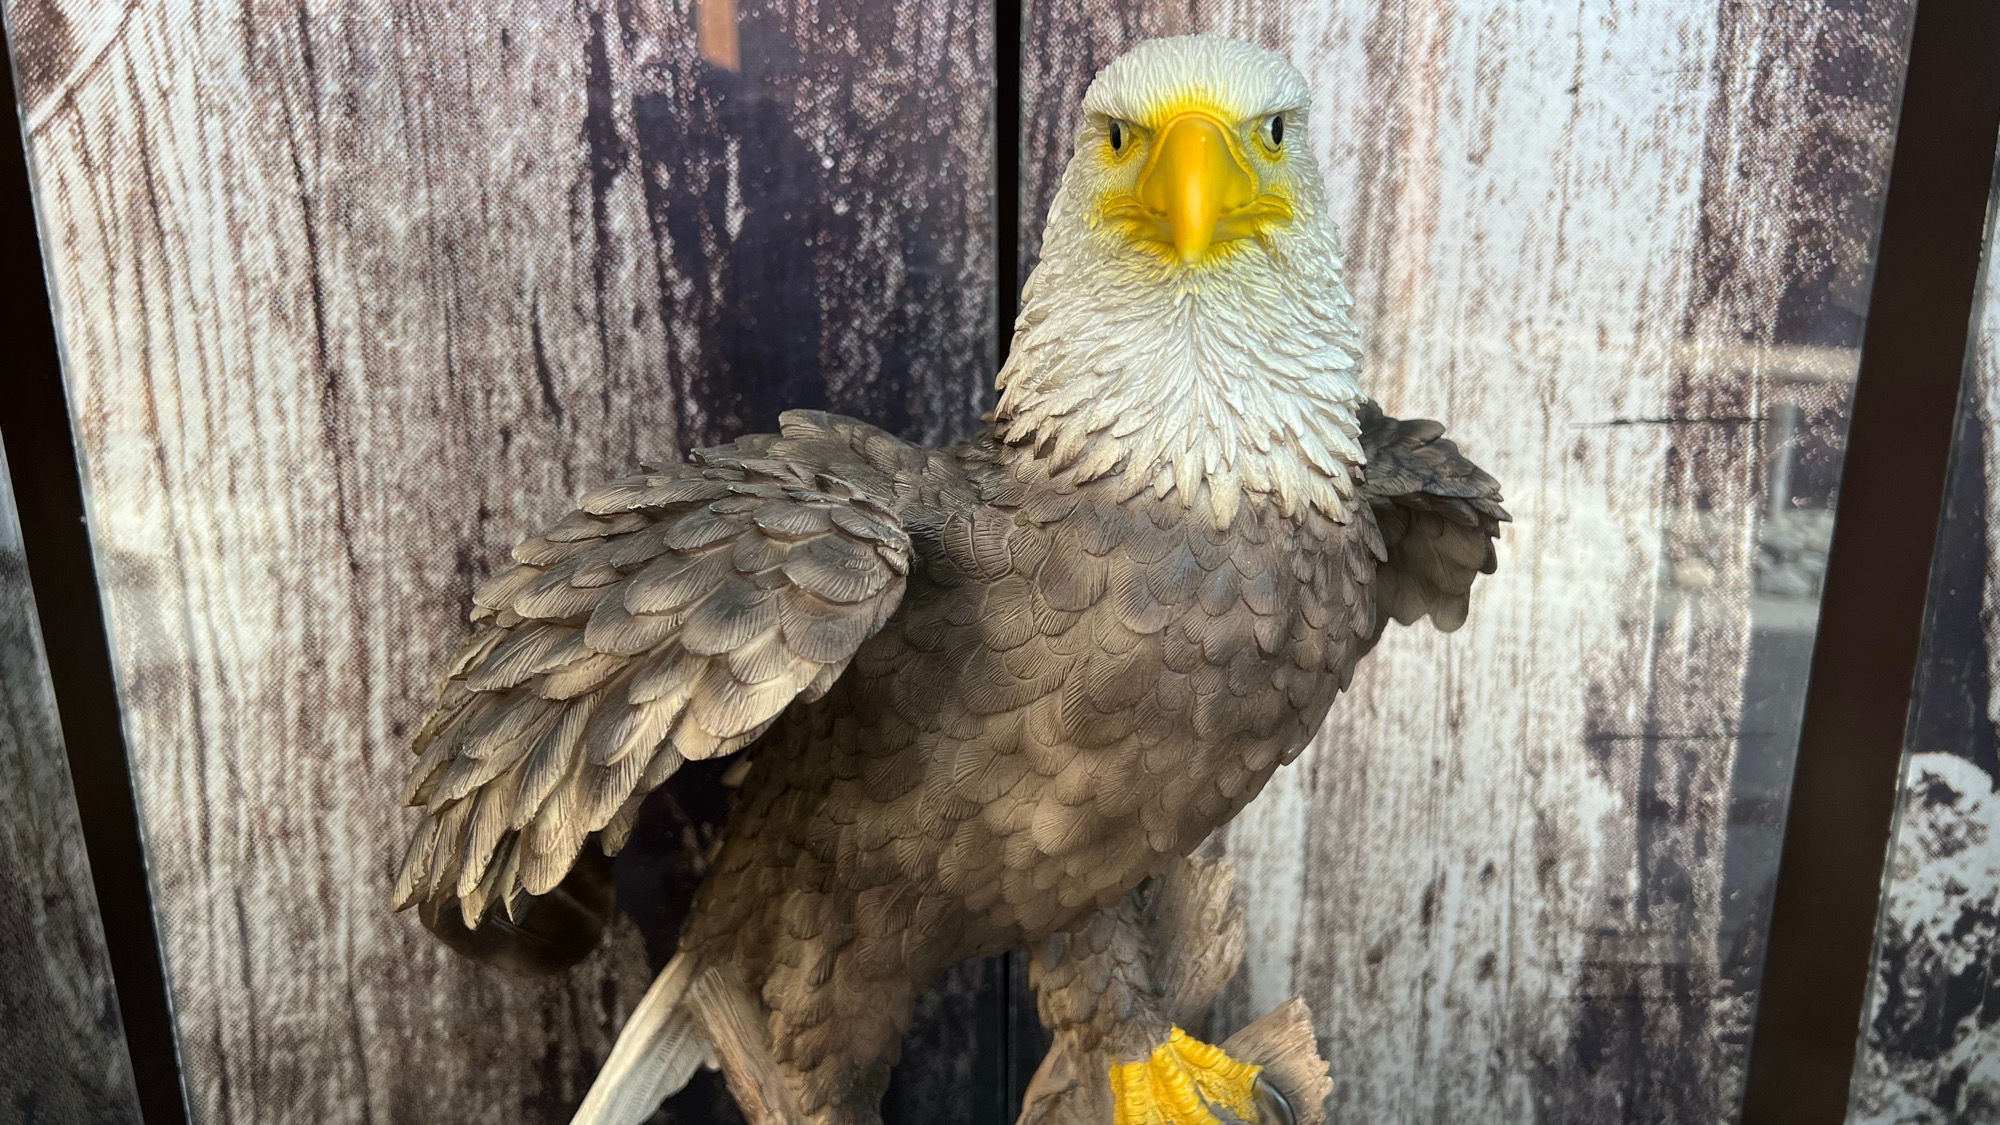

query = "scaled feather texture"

[{"left": 393, "top": 34, "right": 1506, "bottom": 1125}]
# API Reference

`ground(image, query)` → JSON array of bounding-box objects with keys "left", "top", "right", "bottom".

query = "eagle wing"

[
  {"left": 393, "top": 414, "right": 926, "bottom": 931},
  {"left": 1358, "top": 400, "right": 1508, "bottom": 635}
]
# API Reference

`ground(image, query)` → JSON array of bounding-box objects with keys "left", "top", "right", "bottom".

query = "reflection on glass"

[
  {"left": 1016, "top": 3, "right": 1915, "bottom": 1120},
  {"left": 1850, "top": 177, "right": 2000, "bottom": 1123}
]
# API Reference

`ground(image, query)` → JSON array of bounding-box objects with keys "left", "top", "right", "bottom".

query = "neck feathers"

[{"left": 996, "top": 191, "right": 1367, "bottom": 526}]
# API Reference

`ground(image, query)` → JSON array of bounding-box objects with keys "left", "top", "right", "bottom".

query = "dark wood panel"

[
  {"left": 0, "top": 432, "right": 144, "bottom": 1125},
  {"left": 4, "top": 0, "right": 994, "bottom": 1120},
  {"left": 1017, "top": 3, "right": 1907, "bottom": 1121}
]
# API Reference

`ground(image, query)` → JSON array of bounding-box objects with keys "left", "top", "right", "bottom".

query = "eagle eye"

[
  {"left": 1262, "top": 114, "right": 1285, "bottom": 151},
  {"left": 1108, "top": 119, "right": 1128, "bottom": 154}
]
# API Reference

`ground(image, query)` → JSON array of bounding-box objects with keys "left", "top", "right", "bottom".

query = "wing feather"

[{"left": 394, "top": 435, "right": 913, "bottom": 929}]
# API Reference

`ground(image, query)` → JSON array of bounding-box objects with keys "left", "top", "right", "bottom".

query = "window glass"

[
  {"left": 1019, "top": 4, "right": 1913, "bottom": 1118},
  {"left": 1851, "top": 170, "right": 2000, "bottom": 1124},
  {"left": 0, "top": 435, "right": 141, "bottom": 1122},
  {"left": 3, "top": 1, "right": 995, "bottom": 1119}
]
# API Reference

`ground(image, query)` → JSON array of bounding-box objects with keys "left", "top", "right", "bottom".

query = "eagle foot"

[{"left": 1109, "top": 1027, "right": 1289, "bottom": 1125}]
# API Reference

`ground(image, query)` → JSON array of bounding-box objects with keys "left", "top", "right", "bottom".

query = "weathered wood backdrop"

[
  {"left": 4, "top": 0, "right": 995, "bottom": 1121},
  {"left": 7, "top": 0, "right": 1945, "bottom": 1122},
  {"left": 1850, "top": 186, "right": 2000, "bottom": 1123},
  {"left": 0, "top": 432, "right": 144, "bottom": 1124},
  {"left": 1018, "top": 3, "right": 1911, "bottom": 1122}
]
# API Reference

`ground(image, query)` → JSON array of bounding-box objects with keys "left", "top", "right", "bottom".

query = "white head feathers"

[
  {"left": 1081, "top": 34, "right": 1312, "bottom": 128},
  {"left": 996, "top": 35, "right": 1366, "bottom": 526}
]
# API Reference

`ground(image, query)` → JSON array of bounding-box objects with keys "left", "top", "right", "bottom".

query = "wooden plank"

[
  {"left": 1017, "top": 3, "right": 1908, "bottom": 1120},
  {"left": 1849, "top": 194, "right": 2000, "bottom": 1123},
  {"left": 5, "top": 0, "right": 993, "bottom": 1121},
  {"left": 0, "top": 431, "right": 145, "bottom": 1125}
]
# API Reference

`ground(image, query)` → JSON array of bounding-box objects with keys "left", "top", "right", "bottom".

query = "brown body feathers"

[{"left": 395, "top": 407, "right": 1503, "bottom": 1118}]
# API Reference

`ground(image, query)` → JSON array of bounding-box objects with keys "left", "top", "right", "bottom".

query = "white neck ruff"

[{"left": 996, "top": 180, "right": 1367, "bottom": 527}]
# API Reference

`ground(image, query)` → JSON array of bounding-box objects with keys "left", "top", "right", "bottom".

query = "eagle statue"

[{"left": 393, "top": 34, "right": 1505, "bottom": 1125}]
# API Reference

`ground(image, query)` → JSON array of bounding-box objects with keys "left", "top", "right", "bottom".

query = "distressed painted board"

[
  {"left": 0, "top": 431, "right": 144, "bottom": 1125},
  {"left": 1019, "top": 3, "right": 1908, "bottom": 1121},
  {"left": 4, "top": 0, "right": 994, "bottom": 1122},
  {"left": 1849, "top": 182, "right": 2000, "bottom": 1124}
]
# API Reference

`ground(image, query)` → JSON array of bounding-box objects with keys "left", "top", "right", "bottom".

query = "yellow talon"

[{"left": 1109, "top": 1026, "right": 1265, "bottom": 1124}]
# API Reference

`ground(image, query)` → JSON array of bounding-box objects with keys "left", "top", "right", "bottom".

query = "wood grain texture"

[
  {"left": 5, "top": 0, "right": 992, "bottom": 1121},
  {"left": 1018, "top": 3, "right": 1908, "bottom": 1120},
  {"left": 1849, "top": 187, "right": 2000, "bottom": 1124},
  {"left": 0, "top": 431, "right": 144, "bottom": 1125}
]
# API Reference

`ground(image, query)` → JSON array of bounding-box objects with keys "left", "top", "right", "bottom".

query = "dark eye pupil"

[
  {"left": 1109, "top": 121, "right": 1125, "bottom": 151},
  {"left": 1270, "top": 115, "right": 1285, "bottom": 145}
]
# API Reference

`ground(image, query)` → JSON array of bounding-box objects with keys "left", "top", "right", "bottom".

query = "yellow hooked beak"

[{"left": 1137, "top": 114, "right": 1258, "bottom": 263}]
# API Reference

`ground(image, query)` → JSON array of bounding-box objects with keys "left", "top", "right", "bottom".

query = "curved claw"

[
  {"left": 1250, "top": 1075, "right": 1295, "bottom": 1125},
  {"left": 1209, "top": 1075, "right": 1296, "bottom": 1125}
]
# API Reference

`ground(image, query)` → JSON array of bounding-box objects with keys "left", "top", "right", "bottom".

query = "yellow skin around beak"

[
  {"left": 1103, "top": 110, "right": 1293, "bottom": 266},
  {"left": 1138, "top": 115, "right": 1257, "bottom": 263}
]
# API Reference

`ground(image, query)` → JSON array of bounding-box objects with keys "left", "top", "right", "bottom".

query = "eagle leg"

[{"left": 1020, "top": 859, "right": 1315, "bottom": 1125}]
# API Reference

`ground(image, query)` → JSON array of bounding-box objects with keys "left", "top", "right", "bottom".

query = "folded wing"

[{"left": 1358, "top": 400, "right": 1508, "bottom": 636}]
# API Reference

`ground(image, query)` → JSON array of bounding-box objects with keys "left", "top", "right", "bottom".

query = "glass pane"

[
  {"left": 4, "top": 0, "right": 1946, "bottom": 1120},
  {"left": 3, "top": 2, "right": 995, "bottom": 1121},
  {"left": 1851, "top": 169, "right": 2000, "bottom": 1123},
  {"left": 0, "top": 432, "right": 141, "bottom": 1122},
  {"left": 1015, "top": 4, "right": 1914, "bottom": 1119}
]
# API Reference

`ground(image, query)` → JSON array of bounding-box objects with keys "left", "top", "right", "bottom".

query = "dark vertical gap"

[
  {"left": 995, "top": 0, "right": 1022, "bottom": 367},
  {"left": 1742, "top": 0, "right": 2000, "bottom": 1120},
  {"left": 0, "top": 40, "right": 193, "bottom": 1125},
  {"left": 1006, "top": 945, "right": 1051, "bottom": 1115},
  {"left": 994, "top": 3, "right": 1029, "bottom": 1121},
  {"left": 975, "top": 955, "right": 1015, "bottom": 1125}
]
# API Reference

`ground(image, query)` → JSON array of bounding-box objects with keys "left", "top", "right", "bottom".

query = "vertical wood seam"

[
  {"left": 996, "top": 0, "right": 1022, "bottom": 366},
  {"left": 995, "top": 4, "right": 1028, "bottom": 1119}
]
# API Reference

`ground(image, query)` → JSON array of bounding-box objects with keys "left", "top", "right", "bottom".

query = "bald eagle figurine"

[{"left": 394, "top": 35, "right": 1504, "bottom": 1125}]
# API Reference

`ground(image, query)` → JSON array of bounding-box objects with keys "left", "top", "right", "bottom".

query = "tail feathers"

[{"left": 570, "top": 952, "right": 712, "bottom": 1125}]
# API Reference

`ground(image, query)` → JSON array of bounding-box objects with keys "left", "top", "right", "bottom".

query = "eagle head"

[
  {"left": 1075, "top": 35, "right": 1321, "bottom": 267},
  {"left": 998, "top": 36, "right": 1365, "bottom": 526}
]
